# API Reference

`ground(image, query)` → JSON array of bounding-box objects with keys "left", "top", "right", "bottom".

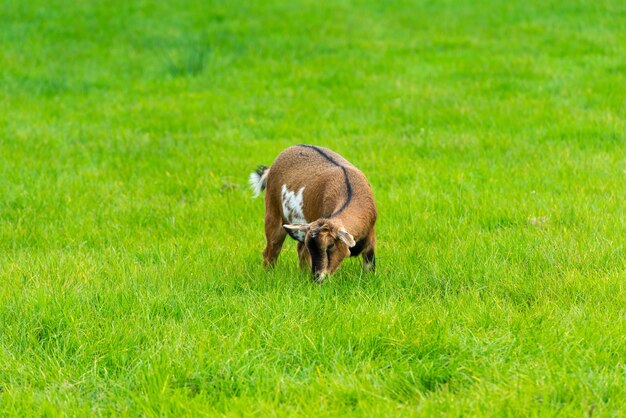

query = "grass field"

[{"left": 1, "top": 0, "right": 625, "bottom": 415}]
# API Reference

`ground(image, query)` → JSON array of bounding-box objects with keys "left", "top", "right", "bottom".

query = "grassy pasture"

[{"left": 1, "top": 0, "right": 625, "bottom": 415}]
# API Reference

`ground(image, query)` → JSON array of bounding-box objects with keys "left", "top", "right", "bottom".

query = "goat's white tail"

[{"left": 249, "top": 165, "right": 270, "bottom": 197}]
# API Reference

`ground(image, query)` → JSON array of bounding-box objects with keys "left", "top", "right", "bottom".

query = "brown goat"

[{"left": 249, "top": 145, "right": 377, "bottom": 282}]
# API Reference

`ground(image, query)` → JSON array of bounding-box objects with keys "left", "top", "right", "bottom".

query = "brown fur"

[{"left": 252, "top": 145, "right": 377, "bottom": 282}]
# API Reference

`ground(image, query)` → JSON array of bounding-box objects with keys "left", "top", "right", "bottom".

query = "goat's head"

[{"left": 284, "top": 219, "right": 356, "bottom": 282}]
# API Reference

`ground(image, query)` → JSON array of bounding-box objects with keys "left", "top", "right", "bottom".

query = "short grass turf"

[{"left": 1, "top": 0, "right": 625, "bottom": 416}]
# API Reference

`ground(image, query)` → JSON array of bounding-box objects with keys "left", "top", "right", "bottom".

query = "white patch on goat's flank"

[{"left": 281, "top": 185, "right": 307, "bottom": 241}]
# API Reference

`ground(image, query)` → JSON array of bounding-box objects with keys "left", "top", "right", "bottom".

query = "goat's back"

[{"left": 265, "top": 145, "right": 375, "bottom": 227}]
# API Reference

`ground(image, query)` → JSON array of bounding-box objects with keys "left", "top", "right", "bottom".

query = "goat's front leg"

[
  {"left": 297, "top": 242, "right": 311, "bottom": 270},
  {"left": 362, "top": 228, "right": 376, "bottom": 274},
  {"left": 363, "top": 249, "right": 375, "bottom": 273}
]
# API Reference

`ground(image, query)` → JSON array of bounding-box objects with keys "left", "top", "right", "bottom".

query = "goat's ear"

[
  {"left": 283, "top": 223, "right": 310, "bottom": 232},
  {"left": 338, "top": 229, "right": 356, "bottom": 247}
]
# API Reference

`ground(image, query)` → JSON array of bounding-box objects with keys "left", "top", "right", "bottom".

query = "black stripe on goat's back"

[
  {"left": 297, "top": 144, "right": 343, "bottom": 167},
  {"left": 334, "top": 166, "right": 352, "bottom": 215},
  {"left": 297, "top": 144, "right": 353, "bottom": 217}
]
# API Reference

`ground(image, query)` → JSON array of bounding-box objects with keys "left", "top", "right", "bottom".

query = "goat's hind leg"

[
  {"left": 263, "top": 225, "right": 286, "bottom": 267},
  {"left": 262, "top": 207, "right": 286, "bottom": 268}
]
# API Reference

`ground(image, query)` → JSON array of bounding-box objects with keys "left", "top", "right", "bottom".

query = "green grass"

[{"left": 1, "top": 0, "right": 625, "bottom": 415}]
